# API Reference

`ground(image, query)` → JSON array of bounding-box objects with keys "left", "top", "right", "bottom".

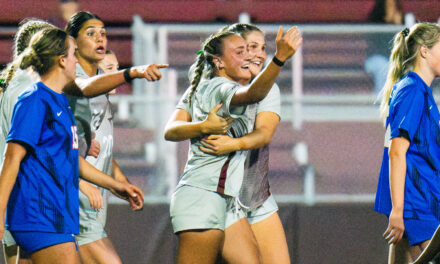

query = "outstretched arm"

[
  {"left": 164, "top": 104, "right": 234, "bottom": 142},
  {"left": 199, "top": 111, "right": 280, "bottom": 156},
  {"left": 0, "top": 143, "right": 27, "bottom": 241},
  {"left": 231, "top": 26, "right": 302, "bottom": 106},
  {"left": 64, "top": 64, "right": 169, "bottom": 97}
]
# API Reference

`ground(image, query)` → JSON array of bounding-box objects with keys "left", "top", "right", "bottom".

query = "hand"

[
  {"left": 274, "top": 26, "right": 303, "bottom": 63},
  {"left": 88, "top": 139, "right": 101, "bottom": 158},
  {"left": 201, "top": 104, "right": 234, "bottom": 134},
  {"left": 111, "top": 182, "right": 144, "bottom": 211},
  {"left": 383, "top": 209, "right": 405, "bottom": 245},
  {"left": 199, "top": 134, "right": 239, "bottom": 156},
  {"left": 79, "top": 181, "right": 103, "bottom": 210},
  {"left": 130, "top": 64, "right": 169, "bottom": 82}
]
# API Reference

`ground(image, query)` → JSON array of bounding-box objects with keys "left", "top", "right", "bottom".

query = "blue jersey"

[
  {"left": 6, "top": 82, "right": 79, "bottom": 234},
  {"left": 375, "top": 72, "right": 440, "bottom": 221}
]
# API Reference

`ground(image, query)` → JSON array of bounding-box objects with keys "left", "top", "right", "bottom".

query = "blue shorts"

[
  {"left": 404, "top": 218, "right": 440, "bottom": 246},
  {"left": 10, "top": 231, "right": 76, "bottom": 254}
]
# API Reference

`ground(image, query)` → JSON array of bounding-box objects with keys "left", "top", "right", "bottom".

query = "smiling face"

[
  {"left": 215, "top": 34, "right": 251, "bottom": 85},
  {"left": 245, "top": 30, "right": 267, "bottom": 78},
  {"left": 75, "top": 19, "right": 107, "bottom": 64}
]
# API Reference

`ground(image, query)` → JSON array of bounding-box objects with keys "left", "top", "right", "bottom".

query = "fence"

[{"left": 108, "top": 18, "right": 424, "bottom": 204}]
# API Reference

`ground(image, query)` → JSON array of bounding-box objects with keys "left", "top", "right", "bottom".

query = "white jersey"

[
  {"left": 70, "top": 64, "right": 110, "bottom": 227},
  {"left": 0, "top": 69, "right": 38, "bottom": 246},
  {"left": 0, "top": 69, "right": 38, "bottom": 168},
  {"left": 86, "top": 94, "right": 113, "bottom": 176},
  {"left": 240, "top": 83, "right": 281, "bottom": 209},
  {"left": 176, "top": 77, "right": 258, "bottom": 196}
]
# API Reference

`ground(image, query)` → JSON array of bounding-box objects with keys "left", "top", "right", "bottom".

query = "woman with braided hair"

[
  {"left": 165, "top": 25, "right": 302, "bottom": 263},
  {"left": 0, "top": 18, "right": 123, "bottom": 264},
  {"left": 198, "top": 23, "right": 290, "bottom": 264},
  {"left": 374, "top": 22, "right": 440, "bottom": 263}
]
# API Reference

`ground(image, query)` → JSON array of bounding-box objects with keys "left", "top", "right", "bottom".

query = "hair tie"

[
  {"left": 0, "top": 79, "right": 5, "bottom": 89},
  {"left": 402, "top": 28, "right": 410, "bottom": 37},
  {"left": 196, "top": 50, "right": 204, "bottom": 56}
]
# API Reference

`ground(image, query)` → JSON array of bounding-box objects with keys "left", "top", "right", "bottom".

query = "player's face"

[
  {"left": 75, "top": 19, "right": 107, "bottom": 64},
  {"left": 216, "top": 34, "right": 252, "bottom": 85},
  {"left": 99, "top": 53, "right": 119, "bottom": 94},
  {"left": 63, "top": 37, "right": 78, "bottom": 81},
  {"left": 426, "top": 37, "right": 440, "bottom": 78},
  {"left": 245, "top": 30, "right": 266, "bottom": 78},
  {"left": 99, "top": 53, "right": 119, "bottom": 73}
]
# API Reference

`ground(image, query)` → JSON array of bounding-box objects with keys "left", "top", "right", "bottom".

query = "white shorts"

[
  {"left": 2, "top": 230, "right": 17, "bottom": 247},
  {"left": 246, "top": 194, "right": 279, "bottom": 225},
  {"left": 170, "top": 185, "right": 245, "bottom": 233}
]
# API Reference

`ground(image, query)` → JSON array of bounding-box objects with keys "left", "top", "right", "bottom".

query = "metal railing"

[{"left": 107, "top": 18, "right": 409, "bottom": 204}]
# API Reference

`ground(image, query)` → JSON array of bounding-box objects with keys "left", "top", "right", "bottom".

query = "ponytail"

[
  {"left": 380, "top": 23, "right": 440, "bottom": 122},
  {"left": 187, "top": 28, "right": 236, "bottom": 107}
]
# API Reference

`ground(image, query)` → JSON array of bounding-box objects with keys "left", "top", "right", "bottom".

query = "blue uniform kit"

[
  {"left": 5, "top": 82, "right": 79, "bottom": 253},
  {"left": 375, "top": 72, "right": 440, "bottom": 245}
]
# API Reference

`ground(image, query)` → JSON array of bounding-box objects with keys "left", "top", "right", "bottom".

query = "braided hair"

[
  {"left": 187, "top": 28, "right": 236, "bottom": 107},
  {"left": 0, "top": 19, "right": 53, "bottom": 93}
]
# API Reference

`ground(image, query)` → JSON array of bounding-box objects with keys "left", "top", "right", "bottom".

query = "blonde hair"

[
  {"left": 0, "top": 19, "right": 53, "bottom": 93},
  {"left": 380, "top": 23, "right": 440, "bottom": 122}
]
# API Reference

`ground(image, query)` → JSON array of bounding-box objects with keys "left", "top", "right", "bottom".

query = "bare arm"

[
  {"left": 64, "top": 64, "right": 169, "bottom": 97},
  {"left": 384, "top": 136, "right": 409, "bottom": 245},
  {"left": 112, "top": 159, "right": 128, "bottom": 183},
  {"left": 199, "top": 111, "right": 280, "bottom": 156},
  {"left": 230, "top": 27, "right": 302, "bottom": 106},
  {"left": 0, "top": 143, "right": 27, "bottom": 240},
  {"left": 164, "top": 104, "right": 234, "bottom": 142},
  {"left": 79, "top": 179, "right": 103, "bottom": 210},
  {"left": 79, "top": 156, "right": 143, "bottom": 210}
]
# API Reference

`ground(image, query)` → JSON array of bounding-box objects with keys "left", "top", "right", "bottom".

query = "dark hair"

[
  {"left": 227, "top": 23, "right": 262, "bottom": 39},
  {"left": 20, "top": 27, "right": 69, "bottom": 75},
  {"left": 65, "top": 11, "right": 103, "bottom": 38},
  {"left": 187, "top": 28, "right": 237, "bottom": 106},
  {"left": 367, "top": 0, "right": 403, "bottom": 23}
]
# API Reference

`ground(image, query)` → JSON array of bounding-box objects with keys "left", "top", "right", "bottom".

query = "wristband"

[
  {"left": 272, "top": 56, "right": 285, "bottom": 67},
  {"left": 123, "top": 68, "right": 133, "bottom": 83}
]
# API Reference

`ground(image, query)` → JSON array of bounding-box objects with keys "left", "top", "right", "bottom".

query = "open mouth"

[
  {"left": 96, "top": 46, "right": 105, "bottom": 54},
  {"left": 241, "top": 63, "right": 250, "bottom": 70}
]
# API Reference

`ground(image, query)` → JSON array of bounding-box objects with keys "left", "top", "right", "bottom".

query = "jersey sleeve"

[
  {"left": 217, "top": 81, "right": 246, "bottom": 118},
  {"left": 7, "top": 94, "right": 46, "bottom": 150},
  {"left": 256, "top": 83, "right": 281, "bottom": 117},
  {"left": 389, "top": 85, "right": 425, "bottom": 141},
  {"left": 176, "top": 87, "right": 191, "bottom": 113}
]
